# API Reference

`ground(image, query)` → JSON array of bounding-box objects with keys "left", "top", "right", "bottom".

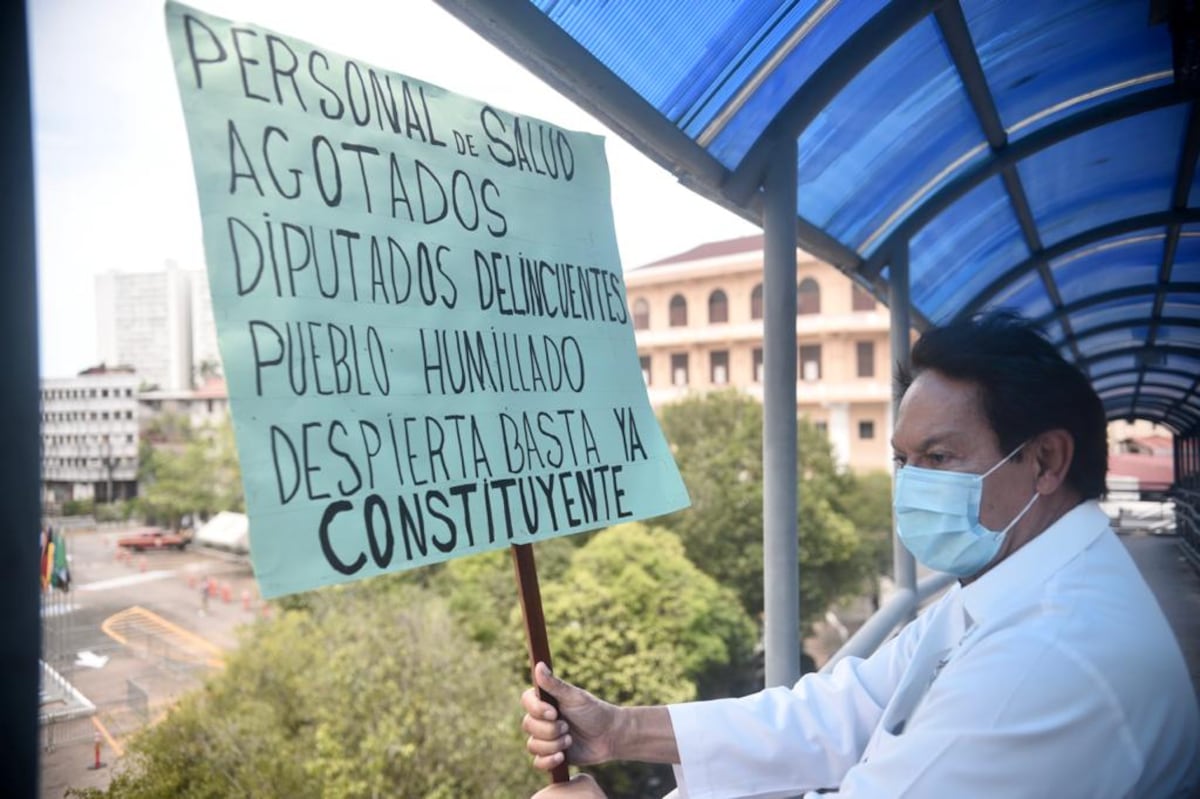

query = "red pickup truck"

[{"left": 116, "top": 527, "right": 191, "bottom": 552}]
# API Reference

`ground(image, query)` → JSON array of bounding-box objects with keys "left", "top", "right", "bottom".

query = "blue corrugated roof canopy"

[{"left": 436, "top": 0, "right": 1200, "bottom": 435}]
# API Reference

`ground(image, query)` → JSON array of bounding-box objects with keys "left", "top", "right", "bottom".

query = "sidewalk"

[{"left": 1121, "top": 531, "right": 1200, "bottom": 698}]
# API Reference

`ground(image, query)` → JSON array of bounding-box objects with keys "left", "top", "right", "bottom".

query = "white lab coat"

[{"left": 668, "top": 501, "right": 1200, "bottom": 798}]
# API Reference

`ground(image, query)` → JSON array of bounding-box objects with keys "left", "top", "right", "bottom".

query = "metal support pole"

[
  {"left": 1, "top": 1, "right": 41, "bottom": 793},
  {"left": 762, "top": 137, "right": 800, "bottom": 687},
  {"left": 1185, "top": 429, "right": 1195, "bottom": 484},
  {"left": 889, "top": 242, "right": 918, "bottom": 619}
]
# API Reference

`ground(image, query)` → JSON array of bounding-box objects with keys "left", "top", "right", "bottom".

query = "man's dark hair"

[{"left": 897, "top": 312, "right": 1107, "bottom": 499}]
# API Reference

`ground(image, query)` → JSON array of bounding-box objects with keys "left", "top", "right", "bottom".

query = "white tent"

[{"left": 195, "top": 511, "right": 249, "bottom": 554}]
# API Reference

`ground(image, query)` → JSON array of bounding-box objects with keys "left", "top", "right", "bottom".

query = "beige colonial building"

[{"left": 626, "top": 234, "right": 893, "bottom": 473}]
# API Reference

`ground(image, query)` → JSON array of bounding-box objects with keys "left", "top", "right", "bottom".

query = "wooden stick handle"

[{"left": 511, "top": 542, "right": 570, "bottom": 785}]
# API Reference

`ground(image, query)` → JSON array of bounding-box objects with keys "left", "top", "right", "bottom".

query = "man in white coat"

[{"left": 521, "top": 313, "right": 1200, "bottom": 798}]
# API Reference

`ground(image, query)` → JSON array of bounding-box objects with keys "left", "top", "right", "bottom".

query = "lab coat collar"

[{"left": 960, "top": 499, "right": 1109, "bottom": 625}]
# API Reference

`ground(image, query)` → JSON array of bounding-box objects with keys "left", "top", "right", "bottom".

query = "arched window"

[
  {"left": 708, "top": 289, "right": 728, "bottom": 323},
  {"left": 669, "top": 294, "right": 688, "bottom": 327},
  {"left": 632, "top": 298, "right": 650, "bottom": 330},
  {"left": 852, "top": 284, "right": 877, "bottom": 311},
  {"left": 750, "top": 283, "right": 763, "bottom": 320},
  {"left": 797, "top": 277, "right": 821, "bottom": 315}
]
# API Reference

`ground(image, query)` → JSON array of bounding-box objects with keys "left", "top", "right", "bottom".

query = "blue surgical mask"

[{"left": 894, "top": 444, "right": 1039, "bottom": 577}]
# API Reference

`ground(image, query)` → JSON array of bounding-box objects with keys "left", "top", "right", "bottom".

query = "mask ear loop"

[
  {"left": 998, "top": 490, "right": 1040, "bottom": 536},
  {"left": 981, "top": 441, "right": 1029, "bottom": 479}
]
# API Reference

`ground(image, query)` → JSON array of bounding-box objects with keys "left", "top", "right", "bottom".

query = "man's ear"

[{"left": 1031, "top": 429, "right": 1074, "bottom": 495}]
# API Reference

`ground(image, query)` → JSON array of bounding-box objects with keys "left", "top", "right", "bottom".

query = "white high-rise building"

[
  {"left": 189, "top": 267, "right": 223, "bottom": 380},
  {"left": 94, "top": 261, "right": 221, "bottom": 390},
  {"left": 40, "top": 368, "right": 140, "bottom": 506}
]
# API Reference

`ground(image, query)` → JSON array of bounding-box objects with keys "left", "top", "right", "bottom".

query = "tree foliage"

[
  {"left": 539, "top": 523, "right": 756, "bottom": 799},
  {"left": 656, "top": 391, "right": 887, "bottom": 631},
  {"left": 428, "top": 535, "right": 578, "bottom": 650},
  {"left": 542, "top": 523, "right": 756, "bottom": 706},
  {"left": 138, "top": 415, "right": 244, "bottom": 529},
  {"left": 835, "top": 470, "right": 894, "bottom": 582},
  {"left": 72, "top": 585, "right": 540, "bottom": 799}
]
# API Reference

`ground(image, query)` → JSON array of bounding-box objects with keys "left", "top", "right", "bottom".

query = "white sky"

[{"left": 29, "top": 0, "right": 758, "bottom": 378}]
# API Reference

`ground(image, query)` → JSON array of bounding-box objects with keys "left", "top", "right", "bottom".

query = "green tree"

[
  {"left": 835, "top": 470, "right": 894, "bottom": 584},
  {"left": 656, "top": 391, "right": 875, "bottom": 631},
  {"left": 208, "top": 417, "right": 245, "bottom": 513},
  {"left": 137, "top": 441, "right": 215, "bottom": 530},
  {"left": 540, "top": 523, "right": 756, "bottom": 799},
  {"left": 543, "top": 523, "right": 756, "bottom": 706},
  {"left": 72, "top": 585, "right": 541, "bottom": 799},
  {"left": 430, "top": 536, "right": 578, "bottom": 649},
  {"left": 137, "top": 416, "right": 244, "bottom": 528}
]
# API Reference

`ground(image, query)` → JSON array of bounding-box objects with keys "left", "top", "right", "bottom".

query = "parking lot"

[{"left": 40, "top": 525, "right": 262, "bottom": 798}]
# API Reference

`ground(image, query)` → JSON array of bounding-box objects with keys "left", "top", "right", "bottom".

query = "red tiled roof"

[
  {"left": 194, "top": 377, "right": 227, "bottom": 399},
  {"left": 1108, "top": 452, "right": 1174, "bottom": 490},
  {"left": 1132, "top": 434, "right": 1173, "bottom": 455},
  {"left": 639, "top": 233, "right": 765, "bottom": 269}
]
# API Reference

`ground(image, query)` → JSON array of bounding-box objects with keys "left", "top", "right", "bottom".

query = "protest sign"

[{"left": 164, "top": 2, "right": 690, "bottom": 598}]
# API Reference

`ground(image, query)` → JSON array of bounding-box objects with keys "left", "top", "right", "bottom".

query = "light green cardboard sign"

[{"left": 165, "top": 2, "right": 689, "bottom": 597}]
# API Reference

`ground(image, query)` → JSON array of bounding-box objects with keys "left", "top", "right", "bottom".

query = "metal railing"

[
  {"left": 820, "top": 572, "right": 956, "bottom": 673},
  {"left": 1175, "top": 488, "right": 1200, "bottom": 573}
]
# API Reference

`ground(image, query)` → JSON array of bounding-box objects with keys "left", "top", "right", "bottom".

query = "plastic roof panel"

[
  {"left": 909, "top": 176, "right": 1029, "bottom": 321},
  {"left": 1016, "top": 104, "right": 1185, "bottom": 247},
  {"left": 1163, "top": 293, "right": 1200, "bottom": 317},
  {"left": 1173, "top": 232, "right": 1200, "bottom": 282},
  {"left": 1051, "top": 233, "right": 1165, "bottom": 306},
  {"left": 963, "top": 0, "right": 1175, "bottom": 138},
  {"left": 981, "top": 267, "right": 1053, "bottom": 321},
  {"left": 1157, "top": 324, "right": 1200, "bottom": 346},
  {"left": 442, "top": 0, "right": 1200, "bottom": 433},
  {"left": 1091, "top": 372, "right": 1129, "bottom": 394},
  {"left": 1146, "top": 371, "right": 1200, "bottom": 391},
  {"left": 799, "top": 16, "right": 986, "bottom": 252},
  {"left": 706, "top": 0, "right": 891, "bottom": 168},
  {"left": 533, "top": 1, "right": 791, "bottom": 124},
  {"left": 1164, "top": 351, "right": 1200, "bottom": 375}
]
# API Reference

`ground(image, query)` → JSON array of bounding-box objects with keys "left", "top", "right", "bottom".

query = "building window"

[
  {"left": 815, "top": 420, "right": 828, "bottom": 435},
  {"left": 797, "top": 278, "right": 821, "bottom": 315},
  {"left": 852, "top": 284, "right": 877, "bottom": 311},
  {"left": 632, "top": 298, "right": 650, "bottom": 330},
  {"left": 669, "top": 294, "right": 688, "bottom": 327},
  {"left": 710, "top": 350, "right": 729, "bottom": 385},
  {"left": 799, "top": 344, "right": 822, "bottom": 381},
  {"left": 859, "top": 420, "right": 876, "bottom": 439},
  {"left": 639, "top": 355, "right": 651, "bottom": 385},
  {"left": 671, "top": 353, "right": 689, "bottom": 386},
  {"left": 750, "top": 283, "right": 763, "bottom": 320},
  {"left": 856, "top": 341, "right": 875, "bottom": 378},
  {"left": 752, "top": 347, "right": 764, "bottom": 383},
  {"left": 708, "top": 290, "right": 729, "bottom": 324}
]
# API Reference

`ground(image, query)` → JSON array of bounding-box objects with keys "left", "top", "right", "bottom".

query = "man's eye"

[
  {"left": 892, "top": 455, "right": 907, "bottom": 468},
  {"left": 927, "top": 452, "right": 948, "bottom": 465}
]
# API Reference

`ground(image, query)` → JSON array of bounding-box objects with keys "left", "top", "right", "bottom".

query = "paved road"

[{"left": 40, "top": 525, "right": 262, "bottom": 798}]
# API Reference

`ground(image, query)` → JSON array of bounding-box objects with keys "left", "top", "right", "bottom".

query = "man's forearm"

[{"left": 611, "top": 706, "right": 679, "bottom": 764}]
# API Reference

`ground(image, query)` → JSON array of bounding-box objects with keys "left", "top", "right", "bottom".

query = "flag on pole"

[
  {"left": 51, "top": 530, "right": 70, "bottom": 592},
  {"left": 41, "top": 535, "right": 54, "bottom": 592}
]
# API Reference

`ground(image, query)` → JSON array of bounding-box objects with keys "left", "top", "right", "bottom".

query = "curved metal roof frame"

[{"left": 436, "top": 0, "right": 1200, "bottom": 435}]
